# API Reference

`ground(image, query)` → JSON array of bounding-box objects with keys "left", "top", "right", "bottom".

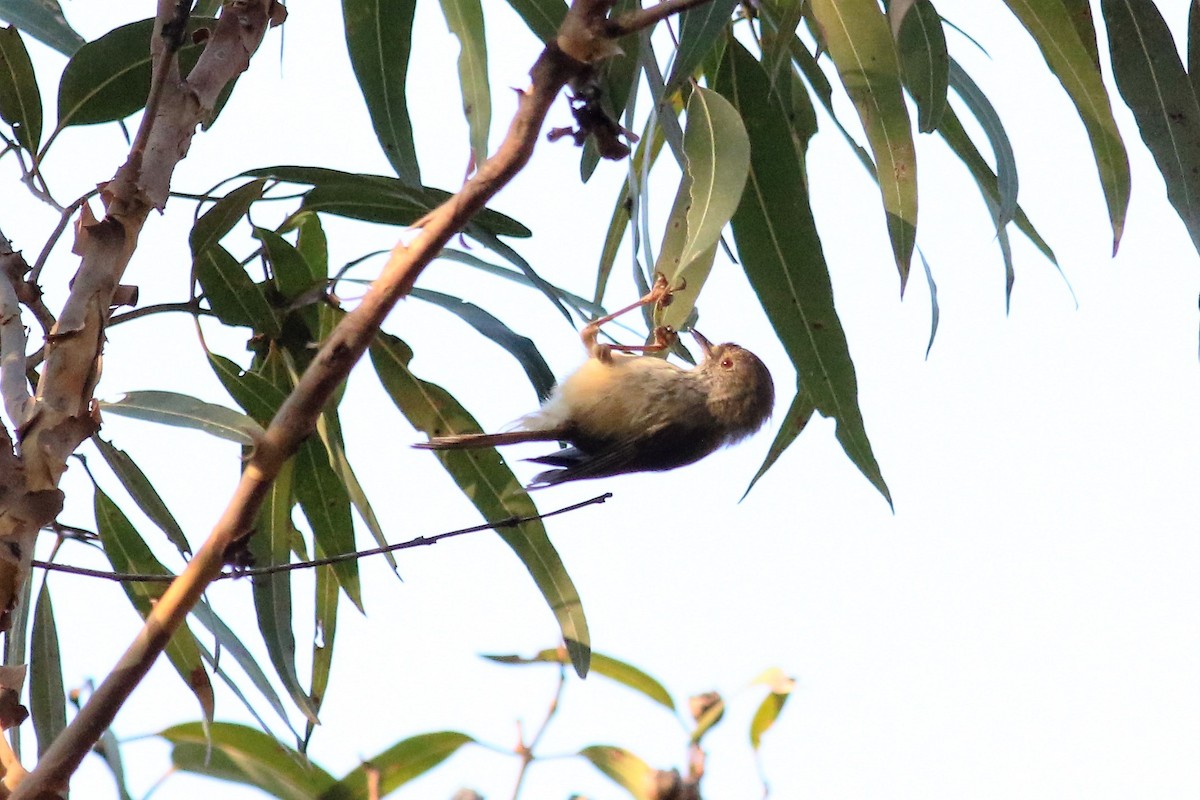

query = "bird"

[{"left": 414, "top": 276, "right": 775, "bottom": 487}]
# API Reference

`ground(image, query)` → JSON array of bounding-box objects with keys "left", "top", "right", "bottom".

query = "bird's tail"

[{"left": 413, "top": 429, "right": 562, "bottom": 450}]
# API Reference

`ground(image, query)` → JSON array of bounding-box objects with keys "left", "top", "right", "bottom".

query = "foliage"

[{"left": 0, "top": 0, "right": 1194, "bottom": 796}]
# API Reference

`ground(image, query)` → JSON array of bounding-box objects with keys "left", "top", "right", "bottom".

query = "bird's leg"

[
  {"left": 583, "top": 274, "right": 680, "bottom": 361},
  {"left": 602, "top": 325, "right": 677, "bottom": 355}
]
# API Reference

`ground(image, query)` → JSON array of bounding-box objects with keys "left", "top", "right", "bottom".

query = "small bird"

[{"left": 414, "top": 277, "right": 774, "bottom": 487}]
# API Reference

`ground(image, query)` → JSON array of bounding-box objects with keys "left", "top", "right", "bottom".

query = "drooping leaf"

[
  {"left": 342, "top": 0, "right": 421, "bottom": 184},
  {"left": 315, "top": 407, "right": 397, "bottom": 574},
  {"left": 163, "top": 721, "right": 336, "bottom": 800},
  {"left": 322, "top": 732, "right": 474, "bottom": 800},
  {"left": 410, "top": 288, "right": 556, "bottom": 401},
  {"left": 0, "top": 0, "right": 83, "bottom": 55},
  {"left": 749, "top": 691, "right": 789, "bottom": 750},
  {"left": 717, "top": 41, "right": 890, "bottom": 504},
  {"left": 92, "top": 435, "right": 190, "bottom": 556},
  {"left": 948, "top": 60, "right": 1017, "bottom": 232},
  {"left": 1002, "top": 0, "right": 1129, "bottom": 252},
  {"left": 29, "top": 581, "right": 65, "bottom": 760},
  {"left": 485, "top": 648, "right": 674, "bottom": 710},
  {"left": 918, "top": 247, "right": 940, "bottom": 357},
  {"left": 93, "top": 489, "right": 215, "bottom": 721},
  {"left": 1189, "top": 0, "right": 1200, "bottom": 99},
  {"left": 304, "top": 563, "right": 338, "bottom": 750},
  {"left": 1103, "top": 0, "right": 1200, "bottom": 256},
  {"left": 294, "top": 437, "right": 362, "bottom": 612},
  {"left": 0, "top": 25, "right": 41, "bottom": 153},
  {"left": 895, "top": 0, "right": 948, "bottom": 132},
  {"left": 189, "top": 179, "right": 267, "bottom": 259},
  {"left": 741, "top": 389, "right": 816, "bottom": 501},
  {"left": 811, "top": 0, "right": 917, "bottom": 289},
  {"left": 438, "top": 0, "right": 490, "bottom": 166},
  {"left": 579, "top": 745, "right": 654, "bottom": 800},
  {"left": 249, "top": 456, "right": 321, "bottom": 726},
  {"left": 188, "top": 599, "right": 299, "bottom": 737},
  {"left": 193, "top": 244, "right": 281, "bottom": 336},
  {"left": 99, "top": 390, "right": 263, "bottom": 446},
  {"left": 934, "top": 103, "right": 1058, "bottom": 268},
  {"left": 371, "top": 332, "right": 590, "bottom": 676},
  {"left": 654, "top": 87, "right": 750, "bottom": 331}
]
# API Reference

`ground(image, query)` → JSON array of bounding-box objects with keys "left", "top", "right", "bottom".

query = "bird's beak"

[{"left": 691, "top": 329, "right": 714, "bottom": 359}]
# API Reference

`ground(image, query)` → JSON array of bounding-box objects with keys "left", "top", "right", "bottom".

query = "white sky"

[{"left": 3, "top": 1, "right": 1199, "bottom": 798}]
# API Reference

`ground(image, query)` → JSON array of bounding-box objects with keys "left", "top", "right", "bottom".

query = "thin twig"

[
  {"left": 512, "top": 659, "right": 568, "bottom": 799},
  {"left": 108, "top": 301, "right": 212, "bottom": 327},
  {"left": 28, "top": 192, "right": 97, "bottom": 285},
  {"left": 32, "top": 493, "right": 611, "bottom": 583}
]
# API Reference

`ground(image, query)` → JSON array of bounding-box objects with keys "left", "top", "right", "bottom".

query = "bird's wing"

[{"left": 526, "top": 422, "right": 719, "bottom": 488}]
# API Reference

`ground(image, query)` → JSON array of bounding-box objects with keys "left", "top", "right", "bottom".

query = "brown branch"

[
  {"left": 607, "top": 0, "right": 716, "bottom": 37},
  {"left": 0, "top": 231, "right": 32, "bottom": 431},
  {"left": 12, "top": 0, "right": 707, "bottom": 794},
  {"left": 32, "top": 493, "right": 611, "bottom": 584}
]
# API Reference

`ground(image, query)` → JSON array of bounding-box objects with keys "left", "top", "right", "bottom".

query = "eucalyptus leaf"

[{"left": 100, "top": 390, "right": 264, "bottom": 446}]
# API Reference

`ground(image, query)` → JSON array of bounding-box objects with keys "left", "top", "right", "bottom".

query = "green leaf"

[
  {"left": 0, "top": 25, "right": 40, "bottom": 152},
  {"left": 811, "top": 0, "right": 917, "bottom": 289},
  {"left": 243, "top": 165, "right": 530, "bottom": 238},
  {"left": 294, "top": 437, "right": 362, "bottom": 612},
  {"left": 304, "top": 563, "right": 338, "bottom": 750},
  {"left": 665, "top": 0, "right": 737, "bottom": 89},
  {"left": 100, "top": 390, "right": 264, "bottom": 446},
  {"left": 315, "top": 407, "right": 397, "bottom": 574},
  {"left": 1103, "top": 0, "right": 1200, "bottom": 256},
  {"left": 321, "top": 732, "right": 474, "bottom": 800},
  {"left": 1002, "top": 0, "right": 1129, "bottom": 252},
  {"left": 342, "top": 0, "right": 421, "bottom": 184},
  {"left": 895, "top": 0, "right": 948, "bottom": 133},
  {"left": 654, "top": 86, "right": 750, "bottom": 331},
  {"left": 208, "top": 353, "right": 289, "bottom": 425},
  {"left": 255, "top": 226, "right": 325, "bottom": 301},
  {"left": 1189, "top": 0, "right": 1200, "bottom": 99},
  {"left": 717, "top": 40, "right": 890, "bottom": 505},
  {"left": 92, "top": 436, "right": 190, "bottom": 556},
  {"left": 291, "top": 212, "right": 330, "bottom": 290},
  {"left": 505, "top": 0, "right": 564, "bottom": 42},
  {"left": 741, "top": 388, "right": 816, "bottom": 500},
  {"left": 0, "top": 0, "right": 82, "bottom": 55},
  {"left": 189, "top": 179, "right": 268, "bottom": 259},
  {"left": 94, "top": 488, "right": 215, "bottom": 721},
  {"left": 249, "top": 456, "right": 321, "bottom": 726},
  {"left": 194, "top": 244, "right": 281, "bottom": 336},
  {"left": 188, "top": 600, "right": 299, "bottom": 737},
  {"left": 485, "top": 648, "right": 674, "bottom": 711},
  {"left": 371, "top": 333, "right": 590, "bottom": 677},
  {"left": 578, "top": 745, "right": 654, "bottom": 800},
  {"left": 410, "top": 288, "right": 555, "bottom": 401},
  {"left": 934, "top": 102, "right": 1058, "bottom": 268},
  {"left": 438, "top": 0, "right": 490, "bottom": 166},
  {"left": 163, "top": 721, "right": 336, "bottom": 800},
  {"left": 749, "top": 667, "right": 795, "bottom": 749},
  {"left": 30, "top": 581, "right": 65, "bottom": 760},
  {"left": 52, "top": 17, "right": 226, "bottom": 136}
]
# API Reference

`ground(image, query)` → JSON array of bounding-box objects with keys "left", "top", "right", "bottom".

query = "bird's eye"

[{"left": 720, "top": 357, "right": 734, "bottom": 369}]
